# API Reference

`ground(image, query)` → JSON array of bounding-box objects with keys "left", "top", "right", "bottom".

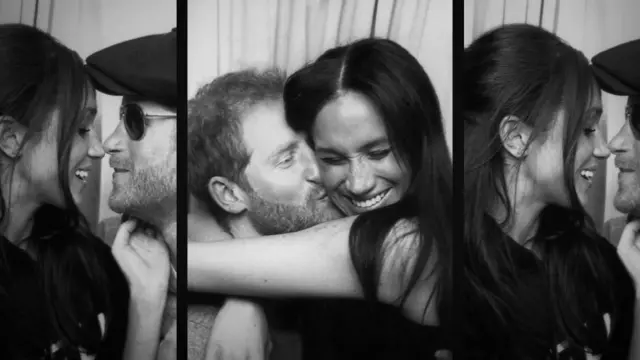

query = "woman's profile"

[
  {"left": 463, "top": 23, "right": 636, "bottom": 358},
  {"left": 0, "top": 24, "right": 129, "bottom": 359}
]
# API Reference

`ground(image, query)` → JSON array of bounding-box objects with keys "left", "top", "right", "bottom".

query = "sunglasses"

[{"left": 120, "top": 103, "right": 176, "bottom": 141}]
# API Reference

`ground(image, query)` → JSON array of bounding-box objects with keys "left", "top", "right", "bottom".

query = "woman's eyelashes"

[
  {"left": 584, "top": 127, "right": 596, "bottom": 136},
  {"left": 368, "top": 148, "right": 391, "bottom": 160},
  {"left": 318, "top": 149, "right": 391, "bottom": 165},
  {"left": 78, "top": 126, "right": 91, "bottom": 136},
  {"left": 319, "top": 155, "right": 346, "bottom": 165}
]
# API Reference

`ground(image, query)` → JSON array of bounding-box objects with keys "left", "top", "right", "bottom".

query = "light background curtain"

[
  {"left": 188, "top": 0, "right": 453, "bottom": 153},
  {"left": 0, "top": 0, "right": 176, "bottom": 231},
  {"left": 464, "top": 0, "right": 640, "bottom": 232}
]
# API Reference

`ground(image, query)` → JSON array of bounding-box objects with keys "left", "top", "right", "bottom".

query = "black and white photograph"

[
  {"left": 3, "top": 0, "right": 640, "bottom": 359},
  {"left": 0, "top": 0, "right": 177, "bottom": 359},
  {"left": 187, "top": 0, "right": 451, "bottom": 359},
  {"left": 464, "top": 0, "right": 640, "bottom": 358}
]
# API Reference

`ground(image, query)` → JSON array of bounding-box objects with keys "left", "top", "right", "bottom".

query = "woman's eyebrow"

[{"left": 358, "top": 137, "right": 389, "bottom": 151}]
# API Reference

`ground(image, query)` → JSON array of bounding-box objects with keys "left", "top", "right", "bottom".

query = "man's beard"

[
  {"left": 244, "top": 186, "right": 342, "bottom": 235},
  {"left": 109, "top": 162, "right": 177, "bottom": 221}
]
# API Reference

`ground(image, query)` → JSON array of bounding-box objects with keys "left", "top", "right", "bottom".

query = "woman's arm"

[
  {"left": 123, "top": 295, "right": 167, "bottom": 360},
  {"left": 187, "top": 216, "right": 438, "bottom": 324},
  {"left": 111, "top": 221, "right": 171, "bottom": 360},
  {"left": 188, "top": 216, "right": 361, "bottom": 297},
  {"left": 629, "top": 300, "right": 640, "bottom": 360}
]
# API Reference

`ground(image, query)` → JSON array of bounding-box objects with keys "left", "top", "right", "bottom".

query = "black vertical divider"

[
  {"left": 452, "top": 0, "right": 464, "bottom": 358},
  {"left": 177, "top": 0, "right": 188, "bottom": 359}
]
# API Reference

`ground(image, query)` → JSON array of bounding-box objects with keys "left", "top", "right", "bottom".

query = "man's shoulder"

[
  {"left": 188, "top": 213, "right": 232, "bottom": 242},
  {"left": 187, "top": 305, "right": 220, "bottom": 360}
]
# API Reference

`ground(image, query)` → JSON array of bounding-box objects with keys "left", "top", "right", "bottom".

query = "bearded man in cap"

[
  {"left": 85, "top": 29, "right": 269, "bottom": 360},
  {"left": 592, "top": 39, "right": 640, "bottom": 359},
  {"left": 86, "top": 30, "right": 178, "bottom": 360}
]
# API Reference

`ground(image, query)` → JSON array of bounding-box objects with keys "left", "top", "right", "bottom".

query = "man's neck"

[
  {"left": 188, "top": 212, "right": 232, "bottom": 242},
  {"left": 228, "top": 217, "right": 262, "bottom": 239},
  {"left": 160, "top": 220, "right": 177, "bottom": 268},
  {"left": 130, "top": 209, "right": 177, "bottom": 267}
]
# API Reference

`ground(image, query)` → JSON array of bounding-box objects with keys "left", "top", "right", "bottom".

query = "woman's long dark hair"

[
  {"left": 464, "top": 24, "right": 628, "bottom": 357},
  {"left": 284, "top": 38, "right": 452, "bottom": 330},
  {"left": 0, "top": 24, "right": 127, "bottom": 357}
]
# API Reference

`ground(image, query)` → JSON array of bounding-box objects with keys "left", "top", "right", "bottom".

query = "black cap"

[
  {"left": 86, "top": 29, "right": 176, "bottom": 108},
  {"left": 592, "top": 39, "right": 640, "bottom": 97}
]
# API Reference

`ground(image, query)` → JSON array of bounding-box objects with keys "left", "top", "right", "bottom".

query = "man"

[
  {"left": 187, "top": 68, "right": 342, "bottom": 359},
  {"left": 592, "top": 39, "right": 640, "bottom": 245},
  {"left": 592, "top": 40, "right": 640, "bottom": 359},
  {"left": 86, "top": 30, "right": 177, "bottom": 360}
]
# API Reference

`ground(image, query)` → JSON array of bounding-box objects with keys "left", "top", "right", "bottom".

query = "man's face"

[
  {"left": 239, "top": 101, "right": 342, "bottom": 235},
  {"left": 609, "top": 97, "right": 640, "bottom": 215},
  {"left": 104, "top": 96, "right": 177, "bottom": 219}
]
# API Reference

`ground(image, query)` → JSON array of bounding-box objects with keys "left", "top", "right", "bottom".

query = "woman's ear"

[
  {"left": 0, "top": 116, "right": 26, "bottom": 159},
  {"left": 499, "top": 115, "right": 531, "bottom": 159}
]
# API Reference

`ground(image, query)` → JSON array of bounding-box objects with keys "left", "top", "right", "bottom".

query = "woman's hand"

[
  {"left": 618, "top": 220, "right": 640, "bottom": 296},
  {"left": 205, "top": 299, "right": 272, "bottom": 360},
  {"left": 112, "top": 219, "right": 171, "bottom": 302}
]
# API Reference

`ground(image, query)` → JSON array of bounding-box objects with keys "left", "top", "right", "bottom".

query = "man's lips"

[
  {"left": 616, "top": 165, "right": 635, "bottom": 172},
  {"left": 109, "top": 160, "right": 129, "bottom": 173},
  {"left": 615, "top": 159, "right": 635, "bottom": 172}
]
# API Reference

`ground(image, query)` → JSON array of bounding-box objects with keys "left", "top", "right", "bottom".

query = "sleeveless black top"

[
  {"left": 0, "top": 235, "right": 129, "bottom": 360},
  {"left": 463, "top": 217, "right": 635, "bottom": 359},
  {"left": 300, "top": 299, "right": 445, "bottom": 360}
]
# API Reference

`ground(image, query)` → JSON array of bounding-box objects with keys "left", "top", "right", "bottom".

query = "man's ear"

[
  {"left": 499, "top": 115, "right": 531, "bottom": 159},
  {"left": 0, "top": 116, "right": 26, "bottom": 160},
  {"left": 207, "top": 176, "right": 249, "bottom": 215}
]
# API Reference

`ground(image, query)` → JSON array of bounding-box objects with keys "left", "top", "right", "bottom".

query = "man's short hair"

[{"left": 188, "top": 68, "right": 287, "bottom": 225}]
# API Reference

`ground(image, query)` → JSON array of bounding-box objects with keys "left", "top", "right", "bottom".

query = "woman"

[
  {"left": 188, "top": 38, "right": 452, "bottom": 359},
  {"left": 463, "top": 23, "right": 637, "bottom": 359},
  {"left": 0, "top": 24, "right": 129, "bottom": 359}
]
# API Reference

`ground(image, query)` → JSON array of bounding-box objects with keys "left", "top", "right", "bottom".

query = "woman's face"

[
  {"left": 312, "top": 91, "right": 410, "bottom": 216},
  {"left": 523, "top": 90, "right": 609, "bottom": 207},
  {"left": 19, "top": 87, "right": 105, "bottom": 207}
]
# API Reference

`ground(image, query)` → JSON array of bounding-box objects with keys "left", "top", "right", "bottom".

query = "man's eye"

[{"left": 278, "top": 155, "right": 294, "bottom": 167}]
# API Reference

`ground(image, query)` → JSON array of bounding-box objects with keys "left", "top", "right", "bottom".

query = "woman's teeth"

[
  {"left": 580, "top": 169, "right": 594, "bottom": 182},
  {"left": 350, "top": 190, "right": 390, "bottom": 209},
  {"left": 75, "top": 169, "right": 89, "bottom": 182}
]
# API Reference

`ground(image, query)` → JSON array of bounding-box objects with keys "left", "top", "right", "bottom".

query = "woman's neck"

[
  {"left": 492, "top": 165, "right": 546, "bottom": 247},
  {"left": 1, "top": 175, "right": 39, "bottom": 248}
]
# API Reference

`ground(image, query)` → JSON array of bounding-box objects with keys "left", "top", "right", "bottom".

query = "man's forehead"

[
  {"left": 122, "top": 96, "right": 176, "bottom": 114},
  {"left": 241, "top": 102, "right": 297, "bottom": 155}
]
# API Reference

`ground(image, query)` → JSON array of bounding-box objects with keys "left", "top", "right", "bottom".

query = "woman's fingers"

[{"left": 112, "top": 219, "right": 138, "bottom": 250}]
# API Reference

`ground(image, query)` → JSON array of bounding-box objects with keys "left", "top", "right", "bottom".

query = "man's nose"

[
  {"left": 103, "top": 121, "right": 126, "bottom": 154},
  {"left": 608, "top": 122, "right": 631, "bottom": 155}
]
